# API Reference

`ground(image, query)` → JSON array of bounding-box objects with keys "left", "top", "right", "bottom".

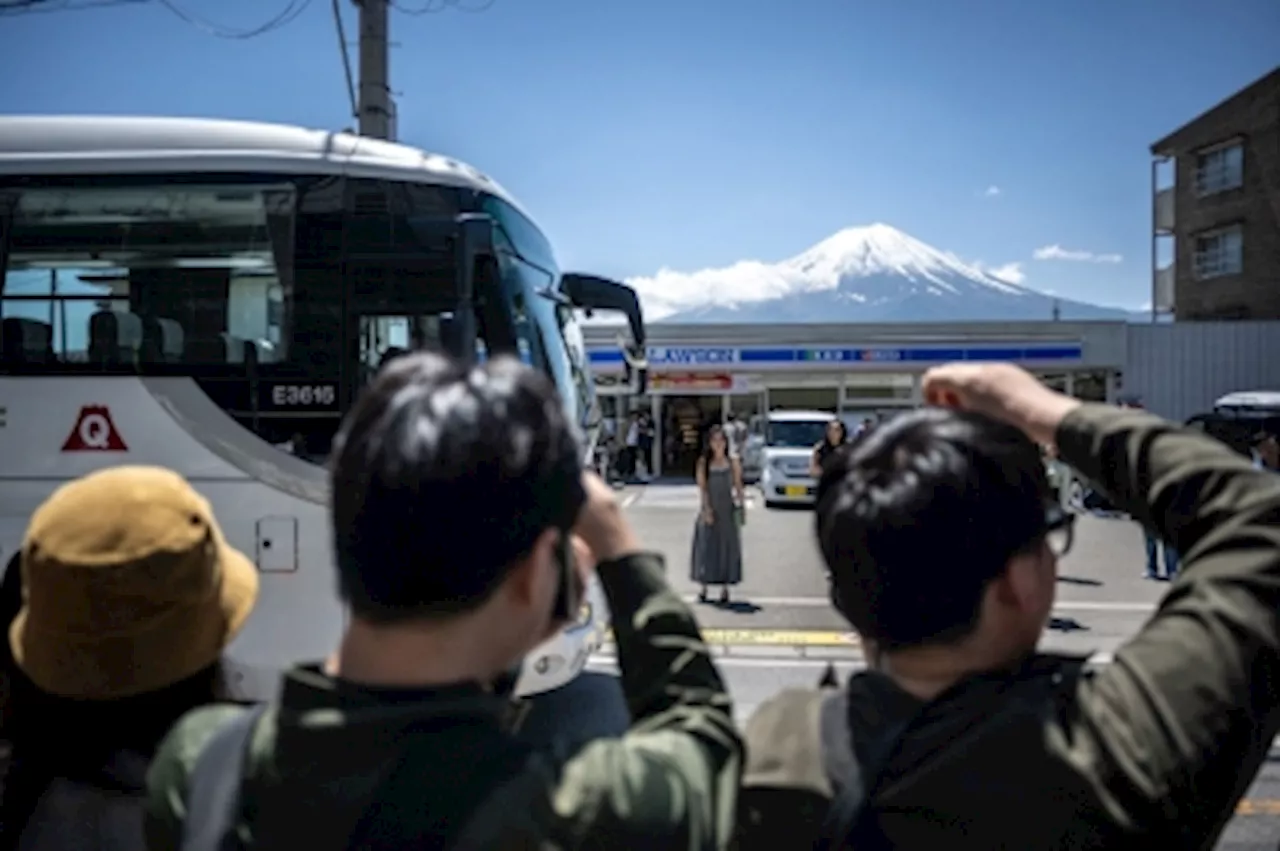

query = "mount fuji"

[{"left": 626, "top": 224, "right": 1134, "bottom": 324}]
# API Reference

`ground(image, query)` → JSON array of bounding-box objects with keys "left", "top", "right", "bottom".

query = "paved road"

[{"left": 601, "top": 482, "right": 1279, "bottom": 850}]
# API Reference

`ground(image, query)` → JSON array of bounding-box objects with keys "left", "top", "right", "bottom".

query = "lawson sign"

[{"left": 588, "top": 343, "right": 1084, "bottom": 370}]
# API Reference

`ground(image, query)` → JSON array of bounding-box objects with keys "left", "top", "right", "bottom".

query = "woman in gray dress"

[{"left": 691, "top": 424, "right": 745, "bottom": 604}]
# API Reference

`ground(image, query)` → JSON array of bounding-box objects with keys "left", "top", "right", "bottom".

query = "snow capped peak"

[
  {"left": 618, "top": 223, "right": 1124, "bottom": 324},
  {"left": 783, "top": 223, "right": 1021, "bottom": 294}
]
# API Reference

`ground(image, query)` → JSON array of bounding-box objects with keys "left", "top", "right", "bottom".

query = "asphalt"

[{"left": 599, "top": 482, "right": 1280, "bottom": 850}]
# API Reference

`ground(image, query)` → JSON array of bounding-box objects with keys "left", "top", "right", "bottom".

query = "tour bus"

[{"left": 0, "top": 115, "right": 648, "bottom": 711}]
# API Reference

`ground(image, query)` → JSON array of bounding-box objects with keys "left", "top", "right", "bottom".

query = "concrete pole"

[{"left": 356, "top": 0, "right": 392, "bottom": 139}]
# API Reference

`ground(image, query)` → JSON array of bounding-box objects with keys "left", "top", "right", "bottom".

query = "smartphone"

[{"left": 549, "top": 531, "right": 584, "bottom": 623}]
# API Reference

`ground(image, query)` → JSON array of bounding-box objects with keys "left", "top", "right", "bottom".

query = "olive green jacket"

[
  {"left": 738, "top": 404, "right": 1280, "bottom": 849},
  {"left": 144, "top": 552, "right": 743, "bottom": 850}
]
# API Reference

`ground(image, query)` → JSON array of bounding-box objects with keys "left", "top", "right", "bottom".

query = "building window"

[
  {"left": 1193, "top": 225, "right": 1244, "bottom": 279},
  {"left": 1194, "top": 141, "right": 1244, "bottom": 196}
]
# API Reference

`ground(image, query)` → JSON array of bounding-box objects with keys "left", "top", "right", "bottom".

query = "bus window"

[{"left": 2, "top": 184, "right": 297, "bottom": 369}]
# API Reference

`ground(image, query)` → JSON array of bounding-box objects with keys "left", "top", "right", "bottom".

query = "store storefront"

[{"left": 587, "top": 329, "right": 1123, "bottom": 478}]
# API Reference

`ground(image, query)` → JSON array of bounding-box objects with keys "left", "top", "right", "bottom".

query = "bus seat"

[
  {"left": 141, "top": 316, "right": 185, "bottom": 363},
  {"left": 1, "top": 317, "right": 55, "bottom": 365},
  {"left": 88, "top": 310, "right": 144, "bottom": 366}
]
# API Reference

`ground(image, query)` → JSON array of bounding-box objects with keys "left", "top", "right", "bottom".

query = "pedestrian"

[
  {"left": 1144, "top": 528, "right": 1179, "bottom": 580},
  {"left": 1252, "top": 429, "right": 1278, "bottom": 472},
  {"left": 809, "top": 417, "right": 849, "bottom": 478},
  {"left": 638, "top": 412, "right": 655, "bottom": 480},
  {"left": 622, "top": 411, "right": 641, "bottom": 481},
  {"left": 145, "top": 353, "right": 742, "bottom": 850},
  {"left": 692, "top": 424, "right": 745, "bottom": 604},
  {"left": 1, "top": 466, "right": 258, "bottom": 851},
  {"left": 725, "top": 411, "right": 749, "bottom": 459},
  {"left": 734, "top": 362, "right": 1280, "bottom": 849}
]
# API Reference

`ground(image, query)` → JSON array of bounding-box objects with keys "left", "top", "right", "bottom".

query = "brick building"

[{"left": 1151, "top": 66, "right": 1280, "bottom": 320}]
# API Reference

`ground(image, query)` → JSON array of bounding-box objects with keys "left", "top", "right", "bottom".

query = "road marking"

[
  {"left": 1236, "top": 799, "right": 1280, "bottom": 815},
  {"left": 591, "top": 655, "right": 856, "bottom": 670},
  {"left": 620, "top": 492, "right": 640, "bottom": 508},
  {"left": 591, "top": 649, "right": 1119, "bottom": 667},
  {"left": 671, "top": 595, "right": 1158, "bottom": 613},
  {"left": 602, "top": 627, "right": 859, "bottom": 646}
]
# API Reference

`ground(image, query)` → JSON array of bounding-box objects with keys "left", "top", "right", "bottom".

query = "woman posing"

[
  {"left": 691, "top": 425, "right": 745, "bottom": 604},
  {"left": 809, "top": 418, "right": 849, "bottom": 478}
]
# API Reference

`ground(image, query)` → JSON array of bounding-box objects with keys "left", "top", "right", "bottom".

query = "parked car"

[
  {"left": 759, "top": 410, "right": 831, "bottom": 508},
  {"left": 1186, "top": 390, "right": 1280, "bottom": 459}
]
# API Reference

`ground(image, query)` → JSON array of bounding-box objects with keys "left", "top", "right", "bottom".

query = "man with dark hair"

[
  {"left": 735, "top": 362, "right": 1280, "bottom": 850},
  {"left": 145, "top": 353, "right": 742, "bottom": 850}
]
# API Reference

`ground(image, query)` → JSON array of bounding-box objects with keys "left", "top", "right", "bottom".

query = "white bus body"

[{"left": 0, "top": 115, "right": 647, "bottom": 703}]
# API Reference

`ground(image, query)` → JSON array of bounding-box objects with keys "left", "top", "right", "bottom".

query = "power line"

[
  {"left": 0, "top": 0, "right": 315, "bottom": 37},
  {"left": 391, "top": 0, "right": 494, "bottom": 16},
  {"left": 331, "top": 0, "right": 358, "bottom": 121},
  {"left": 0, "top": 0, "right": 147, "bottom": 16},
  {"left": 153, "top": 0, "right": 313, "bottom": 39}
]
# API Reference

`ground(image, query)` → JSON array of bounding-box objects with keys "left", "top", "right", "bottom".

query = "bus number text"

[{"left": 270, "top": 384, "right": 337, "bottom": 407}]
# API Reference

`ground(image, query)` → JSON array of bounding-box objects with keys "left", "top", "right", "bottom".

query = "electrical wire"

[
  {"left": 153, "top": 0, "right": 313, "bottom": 39},
  {"left": 0, "top": 0, "right": 147, "bottom": 16},
  {"left": 392, "top": 0, "right": 494, "bottom": 16},
  {"left": 332, "top": 0, "right": 358, "bottom": 121},
  {"left": 0, "top": 0, "right": 313, "bottom": 35}
]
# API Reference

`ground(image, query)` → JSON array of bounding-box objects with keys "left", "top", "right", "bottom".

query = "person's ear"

[
  {"left": 992, "top": 548, "right": 1048, "bottom": 613},
  {"left": 506, "top": 528, "right": 559, "bottom": 606}
]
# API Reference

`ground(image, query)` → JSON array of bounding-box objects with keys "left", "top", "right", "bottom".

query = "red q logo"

[{"left": 61, "top": 406, "right": 129, "bottom": 452}]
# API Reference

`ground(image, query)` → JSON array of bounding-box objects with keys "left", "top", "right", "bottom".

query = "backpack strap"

[
  {"left": 814, "top": 689, "right": 919, "bottom": 851},
  {"left": 180, "top": 704, "right": 268, "bottom": 851}
]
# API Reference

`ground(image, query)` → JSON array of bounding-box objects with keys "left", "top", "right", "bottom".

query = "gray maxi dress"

[{"left": 690, "top": 463, "right": 744, "bottom": 586}]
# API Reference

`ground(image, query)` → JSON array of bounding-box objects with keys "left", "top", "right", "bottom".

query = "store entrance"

[{"left": 659, "top": 395, "right": 724, "bottom": 479}]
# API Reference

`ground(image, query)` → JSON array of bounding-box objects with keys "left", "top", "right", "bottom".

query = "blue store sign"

[{"left": 588, "top": 343, "right": 1084, "bottom": 367}]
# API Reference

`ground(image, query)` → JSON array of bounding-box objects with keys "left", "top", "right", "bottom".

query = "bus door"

[{"left": 351, "top": 311, "right": 460, "bottom": 391}]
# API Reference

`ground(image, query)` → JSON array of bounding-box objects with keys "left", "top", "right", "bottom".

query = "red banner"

[{"left": 649, "top": 372, "right": 733, "bottom": 391}]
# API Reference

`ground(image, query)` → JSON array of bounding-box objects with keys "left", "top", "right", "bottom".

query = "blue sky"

[{"left": 1, "top": 0, "right": 1276, "bottom": 315}]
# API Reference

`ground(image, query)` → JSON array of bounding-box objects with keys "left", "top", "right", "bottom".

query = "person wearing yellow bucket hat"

[{"left": 0, "top": 465, "right": 258, "bottom": 851}]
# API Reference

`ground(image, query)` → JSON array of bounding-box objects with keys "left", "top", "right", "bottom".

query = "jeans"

[{"left": 1144, "top": 530, "right": 1179, "bottom": 579}]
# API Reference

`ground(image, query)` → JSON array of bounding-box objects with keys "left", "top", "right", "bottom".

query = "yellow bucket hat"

[{"left": 9, "top": 465, "right": 259, "bottom": 700}]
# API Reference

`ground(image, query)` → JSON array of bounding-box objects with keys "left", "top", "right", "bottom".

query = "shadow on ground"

[{"left": 1057, "top": 575, "right": 1103, "bottom": 587}]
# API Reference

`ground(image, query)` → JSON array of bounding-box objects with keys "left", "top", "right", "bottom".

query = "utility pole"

[{"left": 355, "top": 0, "right": 392, "bottom": 140}]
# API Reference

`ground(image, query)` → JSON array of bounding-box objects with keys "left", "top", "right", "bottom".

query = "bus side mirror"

[{"left": 562, "top": 272, "right": 648, "bottom": 395}]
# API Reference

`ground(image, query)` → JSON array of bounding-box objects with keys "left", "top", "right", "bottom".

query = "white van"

[{"left": 759, "top": 410, "right": 833, "bottom": 507}]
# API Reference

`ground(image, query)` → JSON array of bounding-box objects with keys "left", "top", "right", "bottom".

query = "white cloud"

[
  {"left": 623, "top": 259, "right": 808, "bottom": 321},
  {"left": 1032, "top": 244, "right": 1123, "bottom": 264},
  {"left": 983, "top": 261, "right": 1025, "bottom": 284},
  {"left": 983, "top": 185, "right": 1001, "bottom": 197}
]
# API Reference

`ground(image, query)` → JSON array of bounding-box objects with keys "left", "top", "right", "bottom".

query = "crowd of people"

[{"left": 1, "top": 353, "right": 1279, "bottom": 850}]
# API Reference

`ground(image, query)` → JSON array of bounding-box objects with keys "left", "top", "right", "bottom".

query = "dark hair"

[
  {"left": 824, "top": 418, "right": 849, "bottom": 446},
  {"left": 814, "top": 407, "right": 1052, "bottom": 650},
  {"left": 701, "top": 424, "right": 728, "bottom": 468},
  {"left": 329, "top": 352, "right": 585, "bottom": 623}
]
